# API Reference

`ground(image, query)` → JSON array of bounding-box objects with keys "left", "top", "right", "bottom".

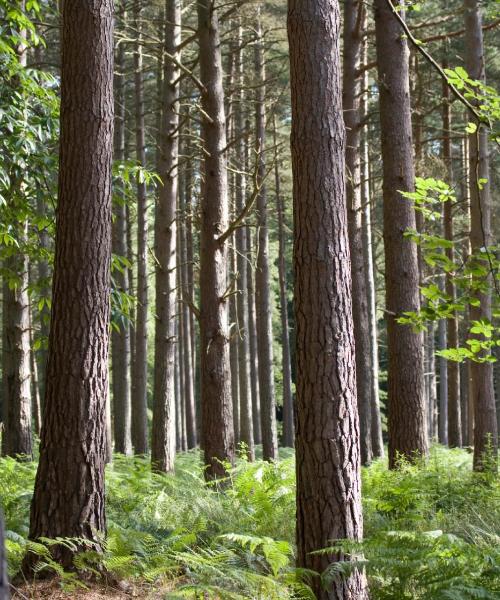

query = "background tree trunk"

[
  {"left": 374, "top": 0, "right": 428, "bottom": 468},
  {"left": 198, "top": 0, "right": 235, "bottom": 479}
]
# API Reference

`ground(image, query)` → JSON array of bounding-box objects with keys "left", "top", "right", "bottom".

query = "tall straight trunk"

[
  {"left": 36, "top": 196, "right": 50, "bottom": 410},
  {"left": 247, "top": 227, "right": 262, "bottom": 445},
  {"left": 230, "top": 244, "right": 240, "bottom": 444},
  {"left": 2, "top": 26, "right": 32, "bottom": 460},
  {"left": 362, "top": 120, "right": 384, "bottom": 458},
  {"left": 442, "top": 76, "right": 462, "bottom": 447},
  {"left": 179, "top": 139, "right": 197, "bottom": 449},
  {"left": 254, "top": 10, "right": 278, "bottom": 460},
  {"left": 343, "top": 0, "right": 372, "bottom": 465},
  {"left": 152, "top": 0, "right": 181, "bottom": 473},
  {"left": 28, "top": 297, "right": 41, "bottom": 436},
  {"left": 198, "top": 0, "right": 235, "bottom": 479},
  {"left": 273, "top": 119, "right": 294, "bottom": 448},
  {"left": 2, "top": 239, "right": 32, "bottom": 459},
  {"left": 288, "top": 2, "right": 368, "bottom": 598},
  {"left": 427, "top": 323, "right": 437, "bottom": 439},
  {"left": 24, "top": 0, "right": 113, "bottom": 569},
  {"left": 131, "top": 0, "right": 149, "bottom": 455},
  {"left": 234, "top": 35, "right": 254, "bottom": 459},
  {"left": 438, "top": 317, "right": 448, "bottom": 443},
  {"left": 464, "top": 0, "right": 498, "bottom": 469},
  {"left": 374, "top": 0, "right": 428, "bottom": 468},
  {"left": 112, "top": 5, "right": 132, "bottom": 455}
]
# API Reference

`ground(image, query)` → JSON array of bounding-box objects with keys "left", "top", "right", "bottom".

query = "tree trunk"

[
  {"left": 343, "top": 0, "right": 373, "bottom": 465},
  {"left": 254, "top": 10, "right": 278, "bottom": 461},
  {"left": 198, "top": 0, "right": 235, "bottom": 480},
  {"left": 288, "top": 2, "right": 368, "bottom": 598},
  {"left": 442, "top": 77, "right": 461, "bottom": 447},
  {"left": 464, "top": 0, "right": 498, "bottom": 469},
  {"left": 131, "top": 0, "right": 149, "bottom": 455},
  {"left": 374, "top": 0, "right": 428, "bottom": 468},
  {"left": 112, "top": 3, "right": 132, "bottom": 455},
  {"left": 273, "top": 118, "right": 294, "bottom": 448},
  {"left": 29, "top": 296, "right": 42, "bottom": 436},
  {"left": 152, "top": 0, "right": 181, "bottom": 473},
  {"left": 24, "top": 0, "right": 113, "bottom": 569}
]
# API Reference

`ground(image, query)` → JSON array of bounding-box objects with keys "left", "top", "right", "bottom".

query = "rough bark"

[
  {"left": 374, "top": 0, "right": 428, "bottom": 468},
  {"left": 288, "top": 2, "right": 368, "bottom": 598},
  {"left": 198, "top": 0, "right": 235, "bottom": 479},
  {"left": 254, "top": 10, "right": 278, "bottom": 460},
  {"left": 343, "top": 0, "right": 373, "bottom": 465},
  {"left": 273, "top": 119, "right": 294, "bottom": 448},
  {"left": 131, "top": 0, "right": 149, "bottom": 455},
  {"left": 24, "top": 0, "right": 113, "bottom": 569},
  {"left": 112, "top": 4, "right": 132, "bottom": 455},
  {"left": 234, "top": 38, "right": 254, "bottom": 460},
  {"left": 152, "top": 0, "right": 181, "bottom": 473},
  {"left": 464, "top": 0, "right": 498, "bottom": 469}
]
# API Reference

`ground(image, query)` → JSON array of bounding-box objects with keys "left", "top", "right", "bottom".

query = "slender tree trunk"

[
  {"left": 198, "top": 0, "right": 235, "bottom": 479},
  {"left": 442, "top": 76, "right": 462, "bottom": 447},
  {"left": 24, "top": 0, "right": 113, "bottom": 569},
  {"left": 374, "top": 0, "right": 428, "bottom": 468},
  {"left": 29, "top": 298, "right": 41, "bottom": 437},
  {"left": 288, "top": 2, "right": 368, "bottom": 598},
  {"left": 254, "top": 10, "right": 278, "bottom": 460},
  {"left": 247, "top": 227, "right": 262, "bottom": 446},
  {"left": 427, "top": 323, "right": 437, "bottom": 440},
  {"left": 438, "top": 317, "right": 448, "bottom": 444},
  {"left": 131, "top": 0, "right": 149, "bottom": 455},
  {"left": 343, "top": 0, "right": 373, "bottom": 465},
  {"left": 464, "top": 0, "right": 498, "bottom": 469},
  {"left": 273, "top": 118, "right": 294, "bottom": 448},
  {"left": 152, "top": 0, "right": 181, "bottom": 473},
  {"left": 112, "top": 4, "right": 132, "bottom": 455}
]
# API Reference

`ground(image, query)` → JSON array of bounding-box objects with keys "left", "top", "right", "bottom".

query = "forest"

[{"left": 0, "top": 0, "right": 499, "bottom": 598}]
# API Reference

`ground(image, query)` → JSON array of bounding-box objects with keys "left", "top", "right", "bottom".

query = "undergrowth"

[{"left": 0, "top": 446, "right": 498, "bottom": 598}]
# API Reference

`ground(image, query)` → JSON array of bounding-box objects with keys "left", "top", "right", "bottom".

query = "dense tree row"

[{"left": 0, "top": 0, "right": 498, "bottom": 597}]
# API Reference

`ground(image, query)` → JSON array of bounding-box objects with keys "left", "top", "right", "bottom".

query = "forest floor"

[{"left": 2, "top": 446, "right": 499, "bottom": 599}]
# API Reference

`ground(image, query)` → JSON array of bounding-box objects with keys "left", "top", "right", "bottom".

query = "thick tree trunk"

[
  {"left": 152, "top": 0, "right": 181, "bottom": 473},
  {"left": 198, "top": 0, "right": 235, "bottom": 479},
  {"left": 288, "top": 2, "right": 368, "bottom": 598},
  {"left": 273, "top": 119, "right": 294, "bottom": 448},
  {"left": 442, "top": 78, "right": 462, "bottom": 447},
  {"left": 464, "top": 0, "right": 498, "bottom": 469},
  {"left": 131, "top": 0, "right": 149, "bottom": 455},
  {"left": 112, "top": 5, "right": 132, "bottom": 455},
  {"left": 374, "top": 0, "right": 428, "bottom": 468},
  {"left": 343, "top": 0, "right": 373, "bottom": 465},
  {"left": 254, "top": 11, "right": 278, "bottom": 460},
  {"left": 25, "top": 0, "right": 113, "bottom": 569}
]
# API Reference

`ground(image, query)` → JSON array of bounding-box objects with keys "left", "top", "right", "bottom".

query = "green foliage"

[{"left": 1, "top": 448, "right": 499, "bottom": 598}]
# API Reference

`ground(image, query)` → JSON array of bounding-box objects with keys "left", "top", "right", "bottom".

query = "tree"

[
  {"left": 131, "top": 0, "right": 149, "bottom": 455},
  {"left": 254, "top": 7, "right": 278, "bottom": 461},
  {"left": 198, "top": 0, "right": 235, "bottom": 480},
  {"left": 374, "top": 0, "right": 428, "bottom": 468},
  {"left": 152, "top": 0, "right": 181, "bottom": 473},
  {"left": 288, "top": 0, "right": 368, "bottom": 597},
  {"left": 464, "top": 0, "right": 498, "bottom": 469},
  {"left": 343, "top": 0, "right": 373, "bottom": 465},
  {"left": 24, "top": 0, "right": 114, "bottom": 569}
]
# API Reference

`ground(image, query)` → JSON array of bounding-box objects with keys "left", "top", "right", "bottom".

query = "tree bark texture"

[
  {"left": 464, "top": 0, "right": 498, "bottom": 469},
  {"left": 254, "top": 10, "right": 278, "bottom": 461},
  {"left": 288, "top": 2, "right": 368, "bottom": 598},
  {"left": 198, "top": 0, "right": 235, "bottom": 479},
  {"left": 152, "top": 0, "right": 181, "bottom": 473},
  {"left": 374, "top": 0, "right": 428, "bottom": 467},
  {"left": 131, "top": 0, "right": 149, "bottom": 455},
  {"left": 25, "top": 0, "right": 113, "bottom": 569}
]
